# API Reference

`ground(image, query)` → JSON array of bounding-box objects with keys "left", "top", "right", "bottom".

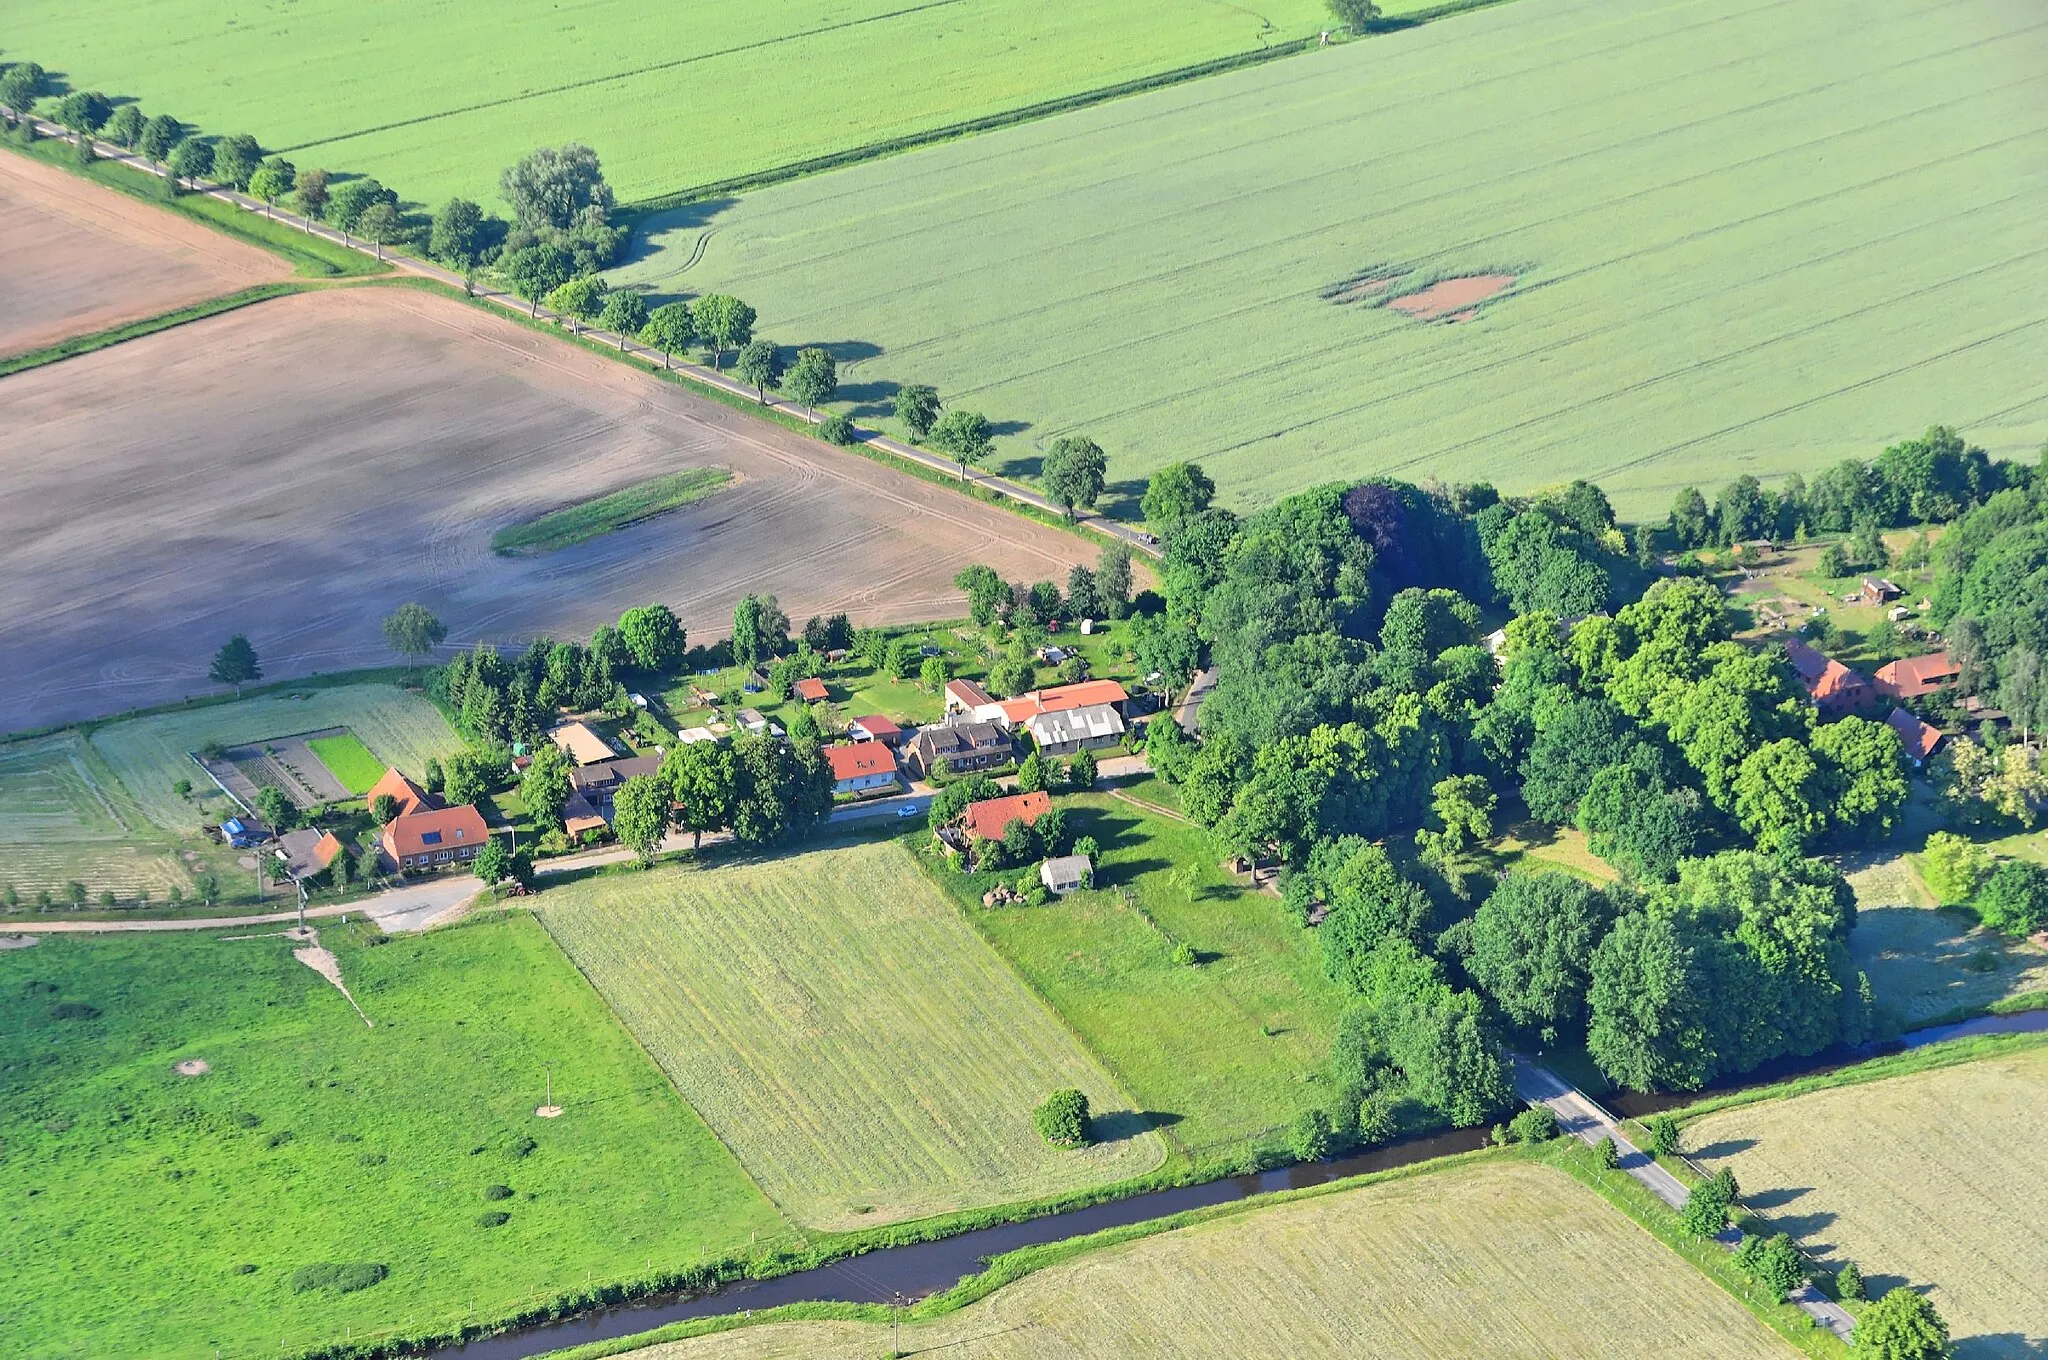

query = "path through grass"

[
  {"left": 534, "top": 840, "right": 1163, "bottom": 1230},
  {"left": 0, "top": 914, "right": 783, "bottom": 1358}
]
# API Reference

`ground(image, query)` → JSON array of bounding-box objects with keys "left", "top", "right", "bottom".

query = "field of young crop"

[
  {"left": 922, "top": 797, "right": 1355, "bottom": 1163},
  {"left": 88, "top": 685, "right": 461, "bottom": 832},
  {"left": 1685, "top": 1047, "right": 2048, "bottom": 1355},
  {"left": 306, "top": 732, "right": 386, "bottom": 795},
  {"left": 623, "top": 0, "right": 2048, "bottom": 520},
  {"left": 0, "top": 731, "right": 195, "bottom": 900},
  {"left": 631, "top": 1159, "right": 1794, "bottom": 1359},
  {"left": 0, "top": 0, "right": 1357, "bottom": 209},
  {"left": 533, "top": 840, "right": 1164, "bottom": 1230},
  {"left": 0, "top": 914, "right": 783, "bottom": 1358}
]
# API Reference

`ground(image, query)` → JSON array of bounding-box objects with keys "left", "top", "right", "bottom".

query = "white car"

[{"left": 896, "top": 803, "right": 923, "bottom": 818}]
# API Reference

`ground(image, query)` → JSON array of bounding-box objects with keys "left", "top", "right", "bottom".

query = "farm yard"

[
  {"left": 0, "top": 0, "right": 1357, "bottom": 210},
  {"left": 621, "top": 0, "right": 2048, "bottom": 520},
  {"left": 534, "top": 839, "right": 1165, "bottom": 1231},
  {"left": 0, "top": 283, "right": 1095, "bottom": 733},
  {"left": 1684, "top": 1046, "right": 2048, "bottom": 1357},
  {"left": 631, "top": 1159, "right": 1797, "bottom": 1360},
  {"left": 0, "top": 914, "right": 783, "bottom": 1359},
  {"left": 0, "top": 149, "right": 286, "bottom": 359}
]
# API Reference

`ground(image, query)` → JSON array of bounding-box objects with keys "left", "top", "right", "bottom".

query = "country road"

[
  {"left": 10, "top": 115, "right": 1162, "bottom": 561},
  {"left": 1512, "top": 1059, "right": 1857, "bottom": 1343}
]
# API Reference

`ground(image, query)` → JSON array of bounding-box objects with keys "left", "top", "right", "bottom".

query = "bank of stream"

[{"left": 432, "top": 1007, "right": 2047, "bottom": 1360}]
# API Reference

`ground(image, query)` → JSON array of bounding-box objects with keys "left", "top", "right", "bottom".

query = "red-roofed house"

[
  {"left": 367, "top": 766, "right": 430, "bottom": 817},
  {"left": 1886, "top": 707, "right": 1944, "bottom": 766},
  {"left": 944, "top": 678, "right": 996, "bottom": 717},
  {"left": 381, "top": 803, "right": 490, "bottom": 873},
  {"left": 1874, "top": 652, "right": 1962, "bottom": 701},
  {"left": 1783, "top": 638, "right": 1878, "bottom": 715},
  {"left": 960, "top": 790, "right": 1052, "bottom": 844},
  {"left": 793, "top": 676, "right": 829, "bottom": 703},
  {"left": 846, "top": 715, "right": 904, "bottom": 746},
  {"left": 824, "top": 742, "right": 899, "bottom": 795}
]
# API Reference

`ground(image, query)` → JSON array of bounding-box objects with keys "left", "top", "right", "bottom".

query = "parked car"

[{"left": 896, "top": 803, "right": 924, "bottom": 819}]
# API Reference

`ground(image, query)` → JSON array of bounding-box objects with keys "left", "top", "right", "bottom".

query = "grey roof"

[
  {"left": 913, "top": 720, "right": 1009, "bottom": 756},
  {"left": 1025, "top": 703, "right": 1124, "bottom": 745},
  {"left": 569, "top": 754, "right": 663, "bottom": 794},
  {"left": 1041, "top": 854, "right": 1091, "bottom": 886}
]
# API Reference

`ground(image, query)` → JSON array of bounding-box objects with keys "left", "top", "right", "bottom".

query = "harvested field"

[
  {"left": 534, "top": 840, "right": 1164, "bottom": 1230},
  {"left": 1686, "top": 1048, "right": 2048, "bottom": 1356},
  {"left": 88, "top": 686, "right": 458, "bottom": 832},
  {"left": 0, "top": 147, "right": 286, "bottom": 358},
  {"left": 624, "top": 0, "right": 2048, "bottom": 519},
  {"left": 0, "top": 285, "right": 1094, "bottom": 733},
  {"left": 636, "top": 1160, "right": 1796, "bottom": 1360},
  {"left": 1845, "top": 852, "right": 2048, "bottom": 1025},
  {"left": 0, "top": 731, "right": 194, "bottom": 899}
]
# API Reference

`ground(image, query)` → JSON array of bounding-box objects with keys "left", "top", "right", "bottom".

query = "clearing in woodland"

[
  {"left": 534, "top": 839, "right": 1165, "bottom": 1231},
  {"left": 621, "top": 0, "right": 2048, "bottom": 520},
  {"left": 0, "top": 148, "right": 286, "bottom": 359},
  {"left": 0, "top": 285, "right": 1094, "bottom": 734},
  {"left": 627, "top": 1158, "right": 1795, "bottom": 1360},
  {"left": 0, "top": 0, "right": 1363, "bottom": 210},
  {"left": 1684, "top": 1046, "right": 2048, "bottom": 1357},
  {"left": 0, "top": 915, "right": 783, "bottom": 1359}
]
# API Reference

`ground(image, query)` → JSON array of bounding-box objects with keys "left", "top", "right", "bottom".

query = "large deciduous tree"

[
  {"left": 1465, "top": 871, "right": 1615, "bottom": 1041},
  {"left": 893, "top": 384, "right": 941, "bottom": 441},
  {"left": 1041, "top": 435, "right": 1107, "bottom": 519},
  {"left": 611, "top": 773, "right": 670, "bottom": 863},
  {"left": 382, "top": 603, "right": 447, "bottom": 678},
  {"left": 693, "top": 294, "right": 755, "bottom": 370},
  {"left": 1141, "top": 461, "right": 1216, "bottom": 534},
  {"left": 499, "top": 143, "right": 614, "bottom": 232},
  {"left": 928, "top": 408, "right": 994, "bottom": 481},
  {"left": 209, "top": 634, "right": 262, "bottom": 695},
  {"left": 734, "top": 339, "right": 782, "bottom": 401},
  {"left": 784, "top": 347, "right": 838, "bottom": 412}
]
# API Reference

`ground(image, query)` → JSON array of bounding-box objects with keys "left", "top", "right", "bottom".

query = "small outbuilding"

[
  {"left": 1040, "top": 855, "right": 1092, "bottom": 895},
  {"left": 793, "top": 676, "right": 829, "bottom": 703}
]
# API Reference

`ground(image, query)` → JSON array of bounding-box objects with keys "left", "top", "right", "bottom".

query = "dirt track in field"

[
  {"left": 0, "top": 286, "right": 1096, "bottom": 732},
  {"left": 0, "top": 149, "right": 287, "bottom": 357}
]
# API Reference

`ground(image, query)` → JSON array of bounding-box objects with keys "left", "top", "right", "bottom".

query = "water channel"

[{"left": 433, "top": 1007, "right": 2046, "bottom": 1360}]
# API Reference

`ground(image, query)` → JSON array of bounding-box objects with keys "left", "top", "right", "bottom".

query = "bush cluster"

[
  {"left": 1033, "top": 1088, "right": 1091, "bottom": 1148},
  {"left": 290, "top": 1262, "right": 388, "bottom": 1294}
]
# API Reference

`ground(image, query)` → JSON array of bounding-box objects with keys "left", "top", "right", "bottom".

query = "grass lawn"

[
  {"left": 1484, "top": 818, "right": 1617, "bottom": 885},
  {"left": 492, "top": 467, "right": 733, "bottom": 554},
  {"left": 1730, "top": 536, "right": 1942, "bottom": 666},
  {"left": 623, "top": 0, "right": 2048, "bottom": 520},
  {"left": 1, "top": 0, "right": 1341, "bottom": 209},
  {"left": 306, "top": 731, "right": 387, "bottom": 795},
  {"left": 1844, "top": 848, "right": 2048, "bottom": 1026},
  {"left": 919, "top": 794, "right": 1355, "bottom": 1164},
  {"left": 532, "top": 840, "right": 1163, "bottom": 1230},
  {"left": 1684, "top": 1047, "right": 2048, "bottom": 1354},
  {"left": 0, "top": 914, "right": 783, "bottom": 1358},
  {"left": 89, "top": 684, "right": 460, "bottom": 832},
  {"left": 629, "top": 1159, "right": 1797, "bottom": 1360}
]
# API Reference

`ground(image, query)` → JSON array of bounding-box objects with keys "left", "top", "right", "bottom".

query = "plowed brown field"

[
  {"left": 0, "top": 285, "right": 1094, "bottom": 731},
  {"left": 0, "top": 149, "right": 286, "bottom": 357}
]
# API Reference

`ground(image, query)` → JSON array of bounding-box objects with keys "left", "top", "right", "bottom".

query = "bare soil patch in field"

[
  {"left": 1386, "top": 273, "right": 1518, "bottom": 321},
  {"left": 0, "top": 286, "right": 1094, "bottom": 732},
  {"left": 0, "top": 149, "right": 287, "bottom": 358}
]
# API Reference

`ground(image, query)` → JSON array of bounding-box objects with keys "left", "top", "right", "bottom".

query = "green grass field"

[
  {"left": 0, "top": 0, "right": 1357, "bottom": 210},
  {"left": 0, "top": 914, "right": 782, "bottom": 1358},
  {"left": 533, "top": 840, "right": 1164, "bottom": 1230},
  {"left": 306, "top": 731, "right": 386, "bottom": 795},
  {"left": 1685, "top": 1047, "right": 2048, "bottom": 1355},
  {"left": 1844, "top": 850, "right": 2048, "bottom": 1026},
  {"left": 921, "top": 796, "right": 1355, "bottom": 1163},
  {"left": 620, "top": 0, "right": 2048, "bottom": 520},
  {"left": 492, "top": 467, "right": 734, "bottom": 554},
  {"left": 0, "top": 731, "right": 201, "bottom": 901},
  {"left": 630, "top": 1159, "right": 1796, "bottom": 1359},
  {"left": 89, "top": 684, "right": 460, "bottom": 832}
]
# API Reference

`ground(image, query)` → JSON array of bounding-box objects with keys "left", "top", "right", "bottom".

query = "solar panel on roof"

[{"left": 421, "top": 830, "right": 443, "bottom": 845}]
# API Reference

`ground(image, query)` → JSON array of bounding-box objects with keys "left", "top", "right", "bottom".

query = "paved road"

[
  {"left": 21, "top": 118, "right": 1163, "bottom": 562},
  {"left": 1513, "top": 1060, "right": 1856, "bottom": 1342}
]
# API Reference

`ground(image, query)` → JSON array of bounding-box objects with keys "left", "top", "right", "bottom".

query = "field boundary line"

[
  {"left": 619, "top": 0, "right": 1529, "bottom": 214},
  {"left": 0, "top": 280, "right": 309, "bottom": 378}
]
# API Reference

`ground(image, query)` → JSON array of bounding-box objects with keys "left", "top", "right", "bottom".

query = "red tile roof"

[
  {"left": 367, "top": 766, "right": 430, "bottom": 817},
  {"left": 1874, "top": 652, "right": 1960, "bottom": 700},
  {"left": 381, "top": 804, "right": 489, "bottom": 862},
  {"left": 1886, "top": 707, "right": 1944, "bottom": 762},
  {"left": 961, "top": 790, "right": 1052, "bottom": 843},
  {"left": 849, "top": 714, "right": 901, "bottom": 739},
  {"left": 824, "top": 743, "right": 897, "bottom": 781},
  {"left": 946, "top": 678, "right": 994, "bottom": 709},
  {"left": 993, "top": 679, "right": 1133, "bottom": 726},
  {"left": 1784, "top": 639, "right": 1873, "bottom": 711},
  {"left": 793, "top": 677, "right": 829, "bottom": 702}
]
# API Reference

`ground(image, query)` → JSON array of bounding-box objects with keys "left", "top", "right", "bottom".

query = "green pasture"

[
  {"left": 89, "top": 684, "right": 460, "bottom": 831},
  {"left": 533, "top": 840, "right": 1164, "bottom": 1231},
  {"left": 2, "top": 0, "right": 1348, "bottom": 209},
  {"left": 492, "top": 467, "right": 733, "bottom": 555},
  {"left": 921, "top": 795, "right": 1355, "bottom": 1163},
  {"left": 1845, "top": 849, "right": 2048, "bottom": 1027},
  {"left": 0, "top": 914, "right": 781, "bottom": 1358},
  {"left": 306, "top": 731, "right": 385, "bottom": 795},
  {"left": 621, "top": 0, "right": 2048, "bottom": 520}
]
